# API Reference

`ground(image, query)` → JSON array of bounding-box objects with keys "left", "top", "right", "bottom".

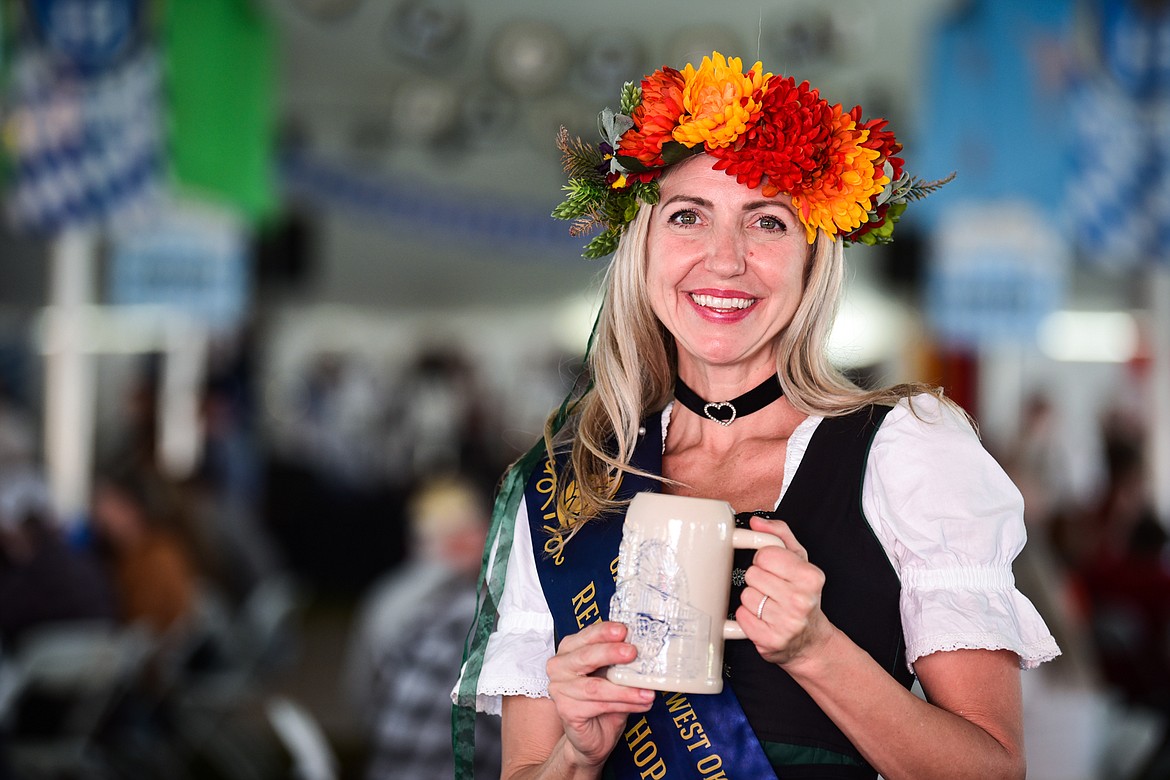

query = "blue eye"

[{"left": 668, "top": 209, "right": 699, "bottom": 226}]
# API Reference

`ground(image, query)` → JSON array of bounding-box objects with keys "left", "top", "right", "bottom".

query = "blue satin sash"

[{"left": 525, "top": 414, "right": 780, "bottom": 779}]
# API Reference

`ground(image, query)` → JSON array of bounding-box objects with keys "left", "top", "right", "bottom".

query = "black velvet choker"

[{"left": 673, "top": 374, "right": 784, "bottom": 426}]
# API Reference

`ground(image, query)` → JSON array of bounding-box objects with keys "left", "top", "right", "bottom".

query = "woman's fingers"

[
  {"left": 547, "top": 620, "right": 655, "bottom": 710},
  {"left": 557, "top": 619, "right": 627, "bottom": 653},
  {"left": 738, "top": 520, "right": 831, "bottom": 665},
  {"left": 743, "top": 551, "right": 824, "bottom": 596},
  {"left": 552, "top": 675, "right": 656, "bottom": 715},
  {"left": 549, "top": 621, "right": 636, "bottom": 677},
  {"left": 750, "top": 515, "right": 808, "bottom": 561},
  {"left": 548, "top": 657, "right": 653, "bottom": 709},
  {"left": 545, "top": 620, "right": 655, "bottom": 766}
]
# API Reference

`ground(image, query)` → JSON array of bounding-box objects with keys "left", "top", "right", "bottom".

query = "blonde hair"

[{"left": 544, "top": 178, "right": 949, "bottom": 526}]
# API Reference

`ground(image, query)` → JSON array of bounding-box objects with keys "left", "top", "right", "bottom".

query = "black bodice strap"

[{"left": 726, "top": 404, "right": 911, "bottom": 779}]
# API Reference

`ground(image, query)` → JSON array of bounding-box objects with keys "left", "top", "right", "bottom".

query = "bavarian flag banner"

[{"left": 3, "top": 0, "right": 164, "bottom": 234}]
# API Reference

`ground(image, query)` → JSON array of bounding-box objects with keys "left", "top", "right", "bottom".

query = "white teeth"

[{"left": 690, "top": 293, "right": 755, "bottom": 310}]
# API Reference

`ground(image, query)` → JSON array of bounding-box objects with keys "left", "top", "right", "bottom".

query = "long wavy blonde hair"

[{"left": 543, "top": 176, "right": 949, "bottom": 526}]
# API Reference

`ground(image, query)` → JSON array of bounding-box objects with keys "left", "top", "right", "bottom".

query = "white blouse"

[{"left": 465, "top": 394, "right": 1061, "bottom": 715}]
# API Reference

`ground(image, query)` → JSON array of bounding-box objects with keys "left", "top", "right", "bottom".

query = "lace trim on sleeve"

[
  {"left": 901, "top": 583, "right": 1063, "bottom": 671},
  {"left": 905, "top": 631, "right": 1063, "bottom": 672},
  {"left": 474, "top": 677, "right": 551, "bottom": 716}
]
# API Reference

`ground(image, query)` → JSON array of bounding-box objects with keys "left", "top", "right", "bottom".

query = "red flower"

[
  {"left": 790, "top": 104, "right": 885, "bottom": 242},
  {"left": 708, "top": 76, "right": 835, "bottom": 196},
  {"left": 851, "top": 106, "right": 904, "bottom": 182},
  {"left": 618, "top": 67, "right": 687, "bottom": 168}
]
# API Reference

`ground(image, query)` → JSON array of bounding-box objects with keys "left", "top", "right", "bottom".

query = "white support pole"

[
  {"left": 43, "top": 229, "right": 98, "bottom": 528},
  {"left": 158, "top": 316, "right": 207, "bottom": 480},
  {"left": 1149, "top": 264, "right": 1170, "bottom": 526}
]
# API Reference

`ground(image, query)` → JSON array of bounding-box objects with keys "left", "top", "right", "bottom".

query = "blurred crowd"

[
  {"left": 0, "top": 333, "right": 557, "bottom": 779},
  {"left": 2, "top": 330, "right": 1169, "bottom": 779},
  {"left": 999, "top": 389, "right": 1170, "bottom": 780}
]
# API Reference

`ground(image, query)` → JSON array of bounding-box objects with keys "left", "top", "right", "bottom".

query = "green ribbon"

[{"left": 451, "top": 309, "right": 600, "bottom": 778}]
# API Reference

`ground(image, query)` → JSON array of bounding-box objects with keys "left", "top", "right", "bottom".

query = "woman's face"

[{"left": 645, "top": 155, "right": 811, "bottom": 379}]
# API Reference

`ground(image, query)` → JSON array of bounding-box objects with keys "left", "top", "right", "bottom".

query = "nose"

[{"left": 703, "top": 226, "right": 747, "bottom": 277}]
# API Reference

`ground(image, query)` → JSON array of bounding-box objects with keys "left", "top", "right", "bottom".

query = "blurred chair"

[
  {"left": 235, "top": 574, "right": 300, "bottom": 679},
  {"left": 175, "top": 573, "right": 301, "bottom": 707},
  {"left": 164, "top": 574, "right": 305, "bottom": 779},
  {"left": 266, "top": 696, "right": 338, "bottom": 780},
  {"left": 0, "top": 620, "right": 153, "bottom": 778}
]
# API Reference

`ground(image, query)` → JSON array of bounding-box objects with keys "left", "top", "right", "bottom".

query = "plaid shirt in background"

[{"left": 365, "top": 575, "right": 502, "bottom": 780}]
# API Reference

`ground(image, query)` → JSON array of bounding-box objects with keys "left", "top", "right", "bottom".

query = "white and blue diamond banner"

[
  {"left": 1063, "top": 0, "right": 1170, "bottom": 269},
  {"left": 1064, "top": 80, "right": 1170, "bottom": 268},
  {"left": 3, "top": 0, "right": 163, "bottom": 235}
]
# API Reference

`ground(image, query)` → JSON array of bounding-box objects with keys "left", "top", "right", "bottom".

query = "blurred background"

[{"left": 0, "top": 0, "right": 1169, "bottom": 778}]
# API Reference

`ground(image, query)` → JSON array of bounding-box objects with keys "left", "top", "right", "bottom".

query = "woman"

[
  {"left": 455, "top": 53, "right": 1058, "bottom": 779},
  {"left": 91, "top": 466, "right": 199, "bottom": 637}
]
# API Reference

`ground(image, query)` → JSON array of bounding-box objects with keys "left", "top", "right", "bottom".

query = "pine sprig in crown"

[
  {"left": 553, "top": 127, "right": 661, "bottom": 258},
  {"left": 552, "top": 51, "right": 953, "bottom": 258}
]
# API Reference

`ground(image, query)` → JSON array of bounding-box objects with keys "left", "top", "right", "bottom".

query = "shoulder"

[
  {"left": 876, "top": 392, "right": 977, "bottom": 444},
  {"left": 865, "top": 392, "right": 1022, "bottom": 536}
]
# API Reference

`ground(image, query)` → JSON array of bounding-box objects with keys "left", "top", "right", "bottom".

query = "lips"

[{"left": 689, "top": 292, "right": 756, "bottom": 311}]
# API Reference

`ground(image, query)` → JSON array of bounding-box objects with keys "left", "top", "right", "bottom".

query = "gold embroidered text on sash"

[
  {"left": 664, "top": 693, "right": 728, "bottom": 778},
  {"left": 571, "top": 581, "right": 601, "bottom": 630},
  {"left": 534, "top": 457, "right": 575, "bottom": 566},
  {"left": 624, "top": 716, "right": 667, "bottom": 779}
]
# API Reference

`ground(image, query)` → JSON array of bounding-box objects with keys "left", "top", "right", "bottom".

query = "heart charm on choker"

[
  {"left": 674, "top": 375, "right": 784, "bottom": 427},
  {"left": 703, "top": 402, "right": 736, "bottom": 425}
]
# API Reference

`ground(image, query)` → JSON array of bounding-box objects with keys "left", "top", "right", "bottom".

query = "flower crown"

[{"left": 553, "top": 51, "right": 953, "bottom": 258}]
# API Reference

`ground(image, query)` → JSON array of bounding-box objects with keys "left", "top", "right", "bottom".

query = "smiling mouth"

[{"left": 690, "top": 293, "right": 756, "bottom": 311}]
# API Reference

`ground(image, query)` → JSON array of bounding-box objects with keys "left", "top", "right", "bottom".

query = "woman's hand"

[
  {"left": 545, "top": 620, "right": 655, "bottom": 769},
  {"left": 738, "top": 515, "right": 836, "bottom": 667}
]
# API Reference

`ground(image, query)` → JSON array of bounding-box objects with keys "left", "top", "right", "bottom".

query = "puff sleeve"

[
  {"left": 472, "top": 495, "right": 555, "bottom": 715},
  {"left": 863, "top": 395, "right": 1061, "bottom": 670}
]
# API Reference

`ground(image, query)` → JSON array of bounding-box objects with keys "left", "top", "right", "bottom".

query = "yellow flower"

[
  {"left": 791, "top": 108, "right": 888, "bottom": 242},
  {"left": 673, "top": 52, "right": 770, "bottom": 150}
]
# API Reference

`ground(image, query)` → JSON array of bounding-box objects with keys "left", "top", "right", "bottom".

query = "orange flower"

[
  {"left": 790, "top": 106, "right": 888, "bottom": 242},
  {"left": 618, "top": 67, "right": 686, "bottom": 168},
  {"left": 673, "top": 53, "right": 770, "bottom": 149}
]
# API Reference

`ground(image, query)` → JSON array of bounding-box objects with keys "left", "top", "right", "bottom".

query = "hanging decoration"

[
  {"left": 3, "top": 0, "right": 164, "bottom": 234},
  {"left": 455, "top": 84, "right": 520, "bottom": 148},
  {"left": 573, "top": 31, "right": 646, "bottom": 101},
  {"left": 760, "top": 11, "right": 842, "bottom": 72},
  {"left": 279, "top": 145, "right": 577, "bottom": 253},
  {"left": 488, "top": 20, "right": 571, "bottom": 97},
  {"left": 25, "top": 0, "right": 144, "bottom": 73},
  {"left": 384, "top": 0, "right": 466, "bottom": 70},
  {"left": 388, "top": 78, "right": 461, "bottom": 143},
  {"left": 164, "top": 0, "right": 278, "bottom": 224},
  {"left": 1064, "top": 0, "right": 1170, "bottom": 268}
]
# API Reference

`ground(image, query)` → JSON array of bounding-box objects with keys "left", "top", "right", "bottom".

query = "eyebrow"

[
  {"left": 661, "top": 194, "right": 793, "bottom": 213},
  {"left": 743, "top": 199, "right": 792, "bottom": 212},
  {"left": 661, "top": 194, "right": 714, "bottom": 208}
]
